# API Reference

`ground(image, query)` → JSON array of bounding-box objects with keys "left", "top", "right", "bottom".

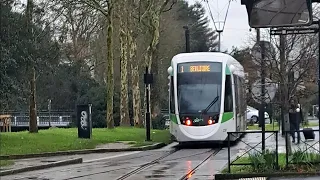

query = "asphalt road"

[
  {"left": 2, "top": 143, "right": 227, "bottom": 180},
  {"left": 2, "top": 133, "right": 320, "bottom": 180}
]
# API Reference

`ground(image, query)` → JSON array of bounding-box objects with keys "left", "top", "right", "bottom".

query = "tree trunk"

[
  {"left": 280, "top": 34, "right": 292, "bottom": 154},
  {"left": 143, "top": 10, "right": 161, "bottom": 128},
  {"left": 106, "top": 1, "right": 115, "bottom": 129},
  {"left": 129, "top": 33, "right": 142, "bottom": 127},
  {"left": 119, "top": 2, "right": 130, "bottom": 126},
  {"left": 29, "top": 66, "right": 38, "bottom": 133},
  {"left": 26, "top": 0, "right": 38, "bottom": 133}
]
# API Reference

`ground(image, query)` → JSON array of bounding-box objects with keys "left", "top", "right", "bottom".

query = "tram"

[{"left": 167, "top": 52, "right": 247, "bottom": 143}]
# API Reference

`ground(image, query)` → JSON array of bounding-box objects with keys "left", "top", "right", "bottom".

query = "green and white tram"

[{"left": 167, "top": 52, "right": 247, "bottom": 143}]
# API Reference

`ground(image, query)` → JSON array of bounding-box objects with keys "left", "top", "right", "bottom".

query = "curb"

[
  {"left": 215, "top": 172, "right": 320, "bottom": 180},
  {"left": 0, "top": 143, "right": 166, "bottom": 160},
  {"left": 0, "top": 158, "right": 83, "bottom": 176}
]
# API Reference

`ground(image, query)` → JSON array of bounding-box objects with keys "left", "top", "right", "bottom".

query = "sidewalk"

[
  {"left": 242, "top": 126, "right": 320, "bottom": 154},
  {"left": 222, "top": 126, "right": 320, "bottom": 180},
  {"left": 0, "top": 141, "right": 163, "bottom": 176},
  {"left": 0, "top": 151, "right": 140, "bottom": 171}
]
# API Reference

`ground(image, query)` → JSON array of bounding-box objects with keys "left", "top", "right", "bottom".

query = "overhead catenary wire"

[{"left": 202, "top": 0, "right": 232, "bottom": 51}]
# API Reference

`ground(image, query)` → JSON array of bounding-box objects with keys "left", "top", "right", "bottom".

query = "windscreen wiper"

[{"left": 202, "top": 96, "right": 219, "bottom": 115}]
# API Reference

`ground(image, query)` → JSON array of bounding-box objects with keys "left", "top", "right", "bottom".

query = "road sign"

[
  {"left": 270, "top": 27, "right": 319, "bottom": 35},
  {"left": 251, "top": 41, "right": 275, "bottom": 66},
  {"left": 251, "top": 78, "right": 278, "bottom": 104}
]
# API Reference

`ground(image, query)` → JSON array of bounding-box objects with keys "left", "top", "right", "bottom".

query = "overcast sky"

[{"left": 187, "top": 0, "right": 253, "bottom": 52}]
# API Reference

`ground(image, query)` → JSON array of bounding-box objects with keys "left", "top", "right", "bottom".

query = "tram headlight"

[
  {"left": 185, "top": 119, "right": 192, "bottom": 126},
  {"left": 182, "top": 116, "right": 192, "bottom": 126}
]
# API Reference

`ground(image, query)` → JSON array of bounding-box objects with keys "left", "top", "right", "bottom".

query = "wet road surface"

[{"left": 1, "top": 143, "right": 229, "bottom": 180}]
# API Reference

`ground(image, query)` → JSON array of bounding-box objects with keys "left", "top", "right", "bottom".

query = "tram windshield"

[{"left": 177, "top": 62, "right": 222, "bottom": 114}]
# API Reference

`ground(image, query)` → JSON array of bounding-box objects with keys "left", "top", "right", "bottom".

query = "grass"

[
  {"left": 0, "top": 127, "right": 171, "bottom": 156},
  {"left": 224, "top": 149, "right": 320, "bottom": 174},
  {"left": 247, "top": 122, "right": 319, "bottom": 131},
  {"left": 0, "top": 160, "right": 14, "bottom": 167}
]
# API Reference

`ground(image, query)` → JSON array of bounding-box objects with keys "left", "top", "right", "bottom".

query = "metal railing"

[
  {"left": 227, "top": 131, "right": 279, "bottom": 173},
  {"left": 0, "top": 111, "right": 73, "bottom": 127},
  {"left": 284, "top": 129, "right": 320, "bottom": 167}
]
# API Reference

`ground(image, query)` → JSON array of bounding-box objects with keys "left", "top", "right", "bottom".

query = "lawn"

[
  {"left": 247, "top": 122, "right": 319, "bottom": 131},
  {"left": 0, "top": 127, "right": 171, "bottom": 156}
]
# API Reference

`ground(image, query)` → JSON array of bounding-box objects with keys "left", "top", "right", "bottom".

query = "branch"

[
  {"left": 81, "top": 0, "right": 108, "bottom": 17},
  {"left": 161, "top": 0, "right": 177, "bottom": 12}
]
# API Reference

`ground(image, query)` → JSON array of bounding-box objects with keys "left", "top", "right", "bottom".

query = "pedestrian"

[{"left": 288, "top": 99, "right": 301, "bottom": 144}]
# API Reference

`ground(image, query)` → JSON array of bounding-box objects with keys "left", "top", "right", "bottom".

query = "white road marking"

[{"left": 83, "top": 151, "right": 142, "bottom": 163}]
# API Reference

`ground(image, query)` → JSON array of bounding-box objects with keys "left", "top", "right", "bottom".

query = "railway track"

[
  {"left": 179, "top": 148, "right": 222, "bottom": 180},
  {"left": 3, "top": 146, "right": 223, "bottom": 180},
  {"left": 115, "top": 147, "right": 222, "bottom": 180},
  {"left": 115, "top": 148, "right": 179, "bottom": 180}
]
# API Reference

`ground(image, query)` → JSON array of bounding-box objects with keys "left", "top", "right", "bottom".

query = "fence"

[
  {"left": 284, "top": 129, "right": 320, "bottom": 168},
  {"left": 0, "top": 111, "right": 73, "bottom": 127},
  {"left": 227, "top": 131, "right": 279, "bottom": 173}
]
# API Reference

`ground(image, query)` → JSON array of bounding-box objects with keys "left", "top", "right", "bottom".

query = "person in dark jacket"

[{"left": 289, "top": 100, "right": 301, "bottom": 144}]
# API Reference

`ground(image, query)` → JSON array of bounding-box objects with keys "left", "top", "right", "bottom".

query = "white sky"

[{"left": 187, "top": 0, "right": 253, "bottom": 52}]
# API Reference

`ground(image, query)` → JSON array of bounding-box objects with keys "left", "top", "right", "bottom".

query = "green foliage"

[
  {"left": 248, "top": 149, "right": 277, "bottom": 172},
  {"left": 0, "top": 2, "right": 60, "bottom": 111},
  {"left": 291, "top": 148, "right": 320, "bottom": 165},
  {"left": 152, "top": 114, "right": 167, "bottom": 130},
  {"left": 176, "top": 1, "right": 218, "bottom": 52},
  {"left": 0, "top": 127, "right": 171, "bottom": 156},
  {"left": 1, "top": 0, "right": 223, "bottom": 129},
  {"left": 227, "top": 149, "right": 320, "bottom": 174}
]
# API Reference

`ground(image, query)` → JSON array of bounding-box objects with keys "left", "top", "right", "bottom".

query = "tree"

[
  {"left": 244, "top": 29, "right": 318, "bottom": 153},
  {"left": 118, "top": 0, "right": 130, "bottom": 126},
  {"left": 26, "top": 0, "right": 38, "bottom": 133},
  {"left": 79, "top": 0, "right": 115, "bottom": 129}
]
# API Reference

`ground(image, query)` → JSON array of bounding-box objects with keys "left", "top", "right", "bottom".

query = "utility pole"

[
  {"left": 256, "top": 28, "right": 266, "bottom": 151},
  {"left": 26, "top": 0, "right": 38, "bottom": 133},
  {"left": 217, "top": 30, "right": 223, "bottom": 52},
  {"left": 280, "top": 34, "right": 292, "bottom": 154},
  {"left": 183, "top": 26, "right": 190, "bottom": 53},
  {"left": 317, "top": 20, "right": 320, "bottom": 153},
  {"left": 144, "top": 67, "right": 153, "bottom": 141}
]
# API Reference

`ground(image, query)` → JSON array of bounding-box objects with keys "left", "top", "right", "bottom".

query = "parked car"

[{"left": 246, "top": 106, "right": 271, "bottom": 124}]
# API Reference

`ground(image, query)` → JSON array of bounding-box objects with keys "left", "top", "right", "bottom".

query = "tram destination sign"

[{"left": 178, "top": 62, "right": 221, "bottom": 73}]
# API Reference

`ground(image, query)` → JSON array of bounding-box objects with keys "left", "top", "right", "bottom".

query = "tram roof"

[{"left": 170, "top": 52, "right": 245, "bottom": 77}]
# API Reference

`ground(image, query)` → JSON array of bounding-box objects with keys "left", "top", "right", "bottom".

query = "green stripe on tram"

[
  {"left": 222, "top": 112, "right": 233, "bottom": 123},
  {"left": 170, "top": 114, "right": 178, "bottom": 124},
  {"left": 225, "top": 65, "right": 231, "bottom": 75}
]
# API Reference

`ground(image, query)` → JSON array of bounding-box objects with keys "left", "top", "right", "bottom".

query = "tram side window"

[
  {"left": 170, "top": 77, "right": 175, "bottom": 113},
  {"left": 224, "top": 75, "right": 233, "bottom": 112},
  {"left": 238, "top": 78, "right": 245, "bottom": 114},
  {"left": 233, "top": 75, "right": 239, "bottom": 112}
]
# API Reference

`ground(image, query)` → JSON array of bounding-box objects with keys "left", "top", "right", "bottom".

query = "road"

[
  {"left": 1, "top": 143, "right": 235, "bottom": 180},
  {"left": 2, "top": 130, "right": 320, "bottom": 180}
]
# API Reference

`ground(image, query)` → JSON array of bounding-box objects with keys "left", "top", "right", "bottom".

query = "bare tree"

[
  {"left": 247, "top": 29, "right": 318, "bottom": 153},
  {"left": 140, "top": 0, "right": 177, "bottom": 126},
  {"left": 79, "top": 0, "right": 115, "bottom": 129},
  {"left": 118, "top": 0, "right": 130, "bottom": 126}
]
